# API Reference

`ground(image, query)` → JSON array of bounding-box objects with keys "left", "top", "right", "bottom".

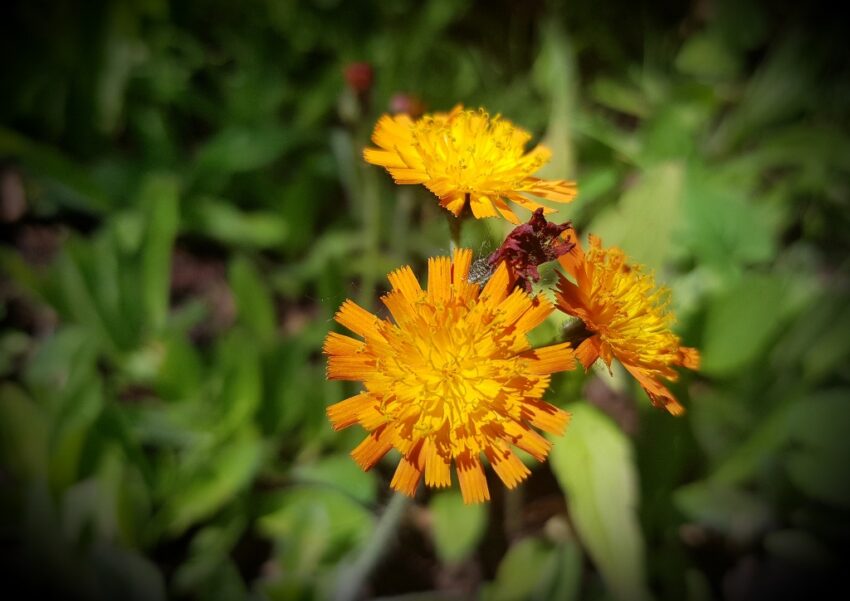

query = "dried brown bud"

[
  {"left": 488, "top": 208, "right": 574, "bottom": 292},
  {"left": 343, "top": 62, "right": 374, "bottom": 94}
]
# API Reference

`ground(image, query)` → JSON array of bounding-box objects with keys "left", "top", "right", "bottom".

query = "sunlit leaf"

[
  {"left": 589, "top": 161, "right": 685, "bottom": 271},
  {"left": 429, "top": 490, "right": 487, "bottom": 565},
  {"left": 292, "top": 454, "right": 377, "bottom": 505},
  {"left": 191, "top": 126, "right": 291, "bottom": 181},
  {"left": 163, "top": 433, "right": 263, "bottom": 534},
  {"left": 189, "top": 197, "right": 288, "bottom": 248},
  {"left": 229, "top": 256, "right": 277, "bottom": 346},
  {"left": 681, "top": 165, "right": 776, "bottom": 267},
  {"left": 139, "top": 175, "right": 180, "bottom": 333},
  {"left": 481, "top": 537, "right": 554, "bottom": 601},
  {"left": 534, "top": 22, "right": 577, "bottom": 183},
  {"left": 258, "top": 485, "right": 374, "bottom": 574},
  {"left": 549, "top": 404, "right": 650, "bottom": 601},
  {"left": 173, "top": 518, "right": 246, "bottom": 595}
]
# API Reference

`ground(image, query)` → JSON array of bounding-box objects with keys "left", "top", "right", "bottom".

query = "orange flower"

[
  {"left": 555, "top": 230, "right": 699, "bottom": 415},
  {"left": 363, "top": 106, "right": 577, "bottom": 224},
  {"left": 324, "top": 249, "right": 576, "bottom": 503}
]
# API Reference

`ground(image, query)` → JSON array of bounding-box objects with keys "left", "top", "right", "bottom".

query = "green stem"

[
  {"left": 358, "top": 168, "right": 380, "bottom": 308},
  {"left": 448, "top": 215, "right": 462, "bottom": 253},
  {"left": 504, "top": 486, "right": 524, "bottom": 541},
  {"left": 391, "top": 187, "right": 413, "bottom": 259},
  {"left": 333, "top": 493, "right": 411, "bottom": 601},
  {"left": 447, "top": 193, "right": 470, "bottom": 253}
]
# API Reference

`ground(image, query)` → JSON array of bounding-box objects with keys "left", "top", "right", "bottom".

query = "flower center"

[
  {"left": 411, "top": 110, "right": 542, "bottom": 192},
  {"left": 376, "top": 299, "right": 522, "bottom": 441}
]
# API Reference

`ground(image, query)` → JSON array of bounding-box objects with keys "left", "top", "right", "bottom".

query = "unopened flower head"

[
  {"left": 363, "top": 106, "right": 577, "bottom": 224},
  {"left": 556, "top": 231, "right": 699, "bottom": 415},
  {"left": 324, "top": 249, "right": 576, "bottom": 503}
]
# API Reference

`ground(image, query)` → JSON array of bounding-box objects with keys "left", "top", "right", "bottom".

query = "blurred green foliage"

[{"left": 2, "top": 0, "right": 849, "bottom": 600}]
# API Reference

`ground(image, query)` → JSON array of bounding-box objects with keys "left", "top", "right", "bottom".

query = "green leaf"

[
  {"left": 534, "top": 22, "right": 578, "bottom": 184},
  {"left": 139, "top": 175, "right": 180, "bottom": 333},
  {"left": 153, "top": 335, "right": 203, "bottom": 401},
  {"left": 163, "top": 433, "right": 263, "bottom": 534},
  {"left": 676, "top": 33, "right": 741, "bottom": 79},
  {"left": 481, "top": 537, "right": 554, "bottom": 601},
  {"left": 429, "top": 490, "right": 487, "bottom": 564},
  {"left": 0, "top": 127, "right": 111, "bottom": 214},
  {"left": 190, "top": 197, "right": 288, "bottom": 248},
  {"left": 573, "top": 113, "right": 642, "bottom": 165},
  {"left": 258, "top": 485, "right": 374, "bottom": 575},
  {"left": 789, "top": 390, "right": 850, "bottom": 455},
  {"left": 801, "top": 305, "right": 850, "bottom": 383},
  {"left": 71, "top": 450, "right": 128, "bottom": 544},
  {"left": 0, "top": 331, "right": 29, "bottom": 377},
  {"left": 707, "top": 400, "right": 795, "bottom": 486},
  {"left": 0, "top": 384, "right": 49, "bottom": 478},
  {"left": 536, "top": 523, "right": 584, "bottom": 601},
  {"left": 24, "top": 326, "right": 99, "bottom": 398},
  {"left": 589, "top": 161, "right": 685, "bottom": 271},
  {"left": 687, "top": 389, "right": 747, "bottom": 462},
  {"left": 590, "top": 78, "right": 652, "bottom": 118},
  {"left": 642, "top": 105, "right": 707, "bottom": 163},
  {"left": 549, "top": 404, "right": 650, "bottom": 601},
  {"left": 191, "top": 126, "right": 291, "bottom": 180},
  {"left": 214, "top": 332, "right": 263, "bottom": 437},
  {"left": 55, "top": 242, "right": 119, "bottom": 352},
  {"left": 788, "top": 449, "right": 850, "bottom": 509},
  {"left": 229, "top": 256, "right": 276, "bottom": 346},
  {"left": 674, "top": 482, "right": 772, "bottom": 543},
  {"left": 700, "top": 275, "right": 796, "bottom": 377},
  {"left": 681, "top": 166, "right": 776, "bottom": 268},
  {"left": 173, "top": 519, "right": 246, "bottom": 595},
  {"left": 786, "top": 390, "right": 850, "bottom": 508},
  {"left": 571, "top": 166, "right": 619, "bottom": 207},
  {"left": 0, "top": 249, "right": 45, "bottom": 300},
  {"left": 292, "top": 455, "right": 377, "bottom": 505},
  {"left": 710, "top": 37, "right": 813, "bottom": 152},
  {"left": 48, "top": 376, "right": 105, "bottom": 491}
]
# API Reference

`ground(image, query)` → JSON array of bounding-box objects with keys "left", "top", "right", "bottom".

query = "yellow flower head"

[
  {"left": 324, "top": 249, "right": 575, "bottom": 503},
  {"left": 556, "top": 231, "right": 699, "bottom": 415},
  {"left": 363, "top": 106, "right": 577, "bottom": 224}
]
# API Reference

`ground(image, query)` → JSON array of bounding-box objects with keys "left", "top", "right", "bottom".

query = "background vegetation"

[{"left": 2, "top": 1, "right": 848, "bottom": 600}]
